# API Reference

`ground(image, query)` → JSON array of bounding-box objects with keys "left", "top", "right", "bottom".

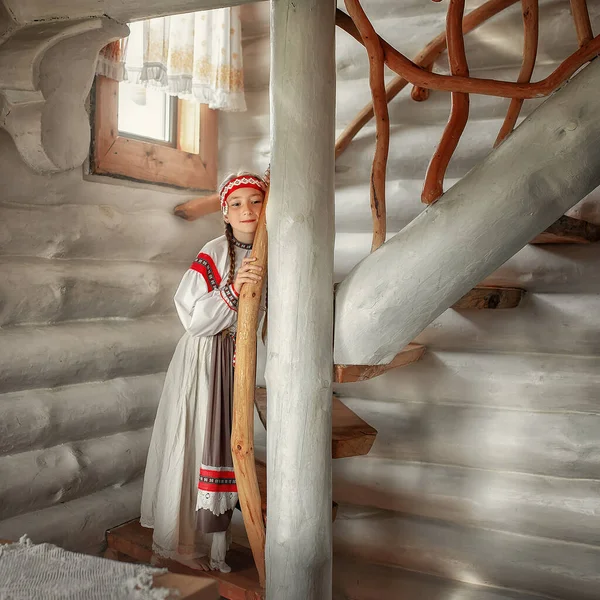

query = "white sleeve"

[{"left": 174, "top": 267, "right": 240, "bottom": 338}]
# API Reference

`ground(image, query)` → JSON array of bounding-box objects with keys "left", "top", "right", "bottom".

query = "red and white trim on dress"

[
  {"left": 190, "top": 252, "right": 222, "bottom": 291},
  {"left": 220, "top": 284, "right": 239, "bottom": 312},
  {"left": 197, "top": 464, "right": 238, "bottom": 516},
  {"left": 220, "top": 176, "right": 266, "bottom": 215}
]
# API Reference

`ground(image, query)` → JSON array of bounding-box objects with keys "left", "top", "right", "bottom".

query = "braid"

[{"left": 225, "top": 223, "right": 237, "bottom": 286}]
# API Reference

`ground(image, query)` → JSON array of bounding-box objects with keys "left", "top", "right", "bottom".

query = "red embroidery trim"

[{"left": 190, "top": 252, "right": 222, "bottom": 291}]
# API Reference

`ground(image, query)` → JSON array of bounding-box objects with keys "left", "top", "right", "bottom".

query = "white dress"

[{"left": 140, "top": 234, "right": 254, "bottom": 565}]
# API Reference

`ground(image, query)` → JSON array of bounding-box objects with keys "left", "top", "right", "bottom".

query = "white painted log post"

[
  {"left": 265, "top": 1, "right": 336, "bottom": 599},
  {"left": 335, "top": 58, "right": 600, "bottom": 366}
]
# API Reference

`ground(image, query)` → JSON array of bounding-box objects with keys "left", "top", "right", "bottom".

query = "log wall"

[{"left": 2, "top": 2, "right": 600, "bottom": 598}]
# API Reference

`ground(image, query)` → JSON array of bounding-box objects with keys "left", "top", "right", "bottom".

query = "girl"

[{"left": 140, "top": 171, "right": 267, "bottom": 573}]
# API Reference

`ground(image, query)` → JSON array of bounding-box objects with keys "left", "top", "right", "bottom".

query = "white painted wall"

[{"left": 2, "top": 1, "right": 600, "bottom": 598}]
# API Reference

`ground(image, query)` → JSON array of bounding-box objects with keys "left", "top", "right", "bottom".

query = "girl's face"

[{"left": 224, "top": 186, "right": 265, "bottom": 242}]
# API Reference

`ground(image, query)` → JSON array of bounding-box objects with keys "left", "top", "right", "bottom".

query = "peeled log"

[
  {"left": 334, "top": 59, "right": 600, "bottom": 365},
  {"left": 0, "top": 478, "right": 144, "bottom": 555},
  {"left": 267, "top": 0, "right": 336, "bottom": 597},
  {"left": 231, "top": 187, "right": 269, "bottom": 587},
  {"left": 0, "top": 317, "right": 180, "bottom": 393},
  {"left": 0, "top": 374, "right": 163, "bottom": 456},
  {"left": 0, "top": 428, "right": 150, "bottom": 520}
]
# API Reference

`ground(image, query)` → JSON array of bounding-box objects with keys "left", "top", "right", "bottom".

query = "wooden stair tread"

[
  {"left": 254, "top": 458, "right": 338, "bottom": 523},
  {"left": 531, "top": 216, "right": 600, "bottom": 244},
  {"left": 254, "top": 388, "right": 377, "bottom": 459},
  {"left": 453, "top": 285, "right": 525, "bottom": 310},
  {"left": 106, "top": 520, "right": 263, "bottom": 600},
  {"left": 334, "top": 343, "right": 425, "bottom": 383}
]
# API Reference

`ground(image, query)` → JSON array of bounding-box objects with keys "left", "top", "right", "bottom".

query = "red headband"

[{"left": 220, "top": 176, "right": 266, "bottom": 214}]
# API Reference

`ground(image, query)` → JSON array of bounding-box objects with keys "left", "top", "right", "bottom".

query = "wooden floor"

[{"left": 106, "top": 520, "right": 264, "bottom": 600}]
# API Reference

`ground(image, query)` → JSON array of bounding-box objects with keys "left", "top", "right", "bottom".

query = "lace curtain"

[{"left": 97, "top": 7, "right": 246, "bottom": 112}]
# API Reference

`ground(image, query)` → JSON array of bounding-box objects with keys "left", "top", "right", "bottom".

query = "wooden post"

[
  {"left": 266, "top": 1, "right": 336, "bottom": 599},
  {"left": 231, "top": 188, "right": 269, "bottom": 587}
]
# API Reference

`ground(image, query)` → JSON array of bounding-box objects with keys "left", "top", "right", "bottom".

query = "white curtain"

[{"left": 97, "top": 7, "right": 246, "bottom": 112}]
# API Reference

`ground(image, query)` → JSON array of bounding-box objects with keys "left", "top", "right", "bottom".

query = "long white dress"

[{"left": 140, "top": 234, "right": 254, "bottom": 566}]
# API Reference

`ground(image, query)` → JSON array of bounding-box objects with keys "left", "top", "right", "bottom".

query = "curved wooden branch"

[
  {"left": 411, "top": 66, "right": 432, "bottom": 102},
  {"left": 495, "top": 0, "right": 539, "bottom": 147},
  {"left": 231, "top": 185, "right": 269, "bottom": 587},
  {"left": 570, "top": 0, "right": 593, "bottom": 46},
  {"left": 422, "top": 0, "right": 470, "bottom": 204},
  {"left": 173, "top": 193, "right": 220, "bottom": 220},
  {"left": 335, "top": 0, "right": 519, "bottom": 158},
  {"left": 336, "top": 8, "right": 600, "bottom": 99},
  {"left": 344, "top": 0, "right": 390, "bottom": 251}
]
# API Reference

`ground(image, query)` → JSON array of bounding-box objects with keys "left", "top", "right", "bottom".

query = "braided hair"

[
  {"left": 218, "top": 170, "right": 266, "bottom": 287},
  {"left": 224, "top": 223, "right": 237, "bottom": 285}
]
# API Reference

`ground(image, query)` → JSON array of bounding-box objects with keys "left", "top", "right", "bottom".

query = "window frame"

[{"left": 91, "top": 75, "right": 218, "bottom": 190}]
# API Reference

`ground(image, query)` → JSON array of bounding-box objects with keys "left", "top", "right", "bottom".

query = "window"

[{"left": 91, "top": 75, "right": 218, "bottom": 190}]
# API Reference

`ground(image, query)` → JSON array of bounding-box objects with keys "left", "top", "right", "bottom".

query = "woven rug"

[{"left": 0, "top": 536, "right": 176, "bottom": 599}]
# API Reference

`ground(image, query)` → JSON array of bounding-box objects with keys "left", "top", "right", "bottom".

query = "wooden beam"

[
  {"left": 174, "top": 194, "right": 221, "bottom": 221},
  {"left": 254, "top": 389, "right": 377, "bottom": 459},
  {"left": 334, "top": 343, "right": 425, "bottom": 383},
  {"left": 3, "top": 1, "right": 256, "bottom": 24},
  {"left": 231, "top": 187, "right": 269, "bottom": 587},
  {"left": 453, "top": 286, "right": 525, "bottom": 309},
  {"left": 106, "top": 520, "right": 264, "bottom": 600},
  {"left": 267, "top": 1, "right": 336, "bottom": 597},
  {"left": 531, "top": 215, "right": 600, "bottom": 244}
]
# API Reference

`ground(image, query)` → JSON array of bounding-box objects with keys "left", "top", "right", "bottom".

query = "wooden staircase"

[
  {"left": 105, "top": 387, "right": 378, "bottom": 599},
  {"left": 105, "top": 214, "right": 597, "bottom": 598}
]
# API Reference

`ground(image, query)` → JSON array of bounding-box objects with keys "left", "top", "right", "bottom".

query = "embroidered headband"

[{"left": 220, "top": 176, "right": 266, "bottom": 215}]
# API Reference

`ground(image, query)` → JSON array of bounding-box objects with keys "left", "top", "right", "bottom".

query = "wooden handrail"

[
  {"left": 494, "top": 0, "right": 539, "bottom": 147},
  {"left": 336, "top": 8, "right": 600, "bottom": 99},
  {"left": 344, "top": 0, "right": 390, "bottom": 251},
  {"left": 335, "top": 0, "right": 520, "bottom": 159},
  {"left": 422, "top": 0, "right": 470, "bottom": 204},
  {"left": 230, "top": 185, "right": 269, "bottom": 587}
]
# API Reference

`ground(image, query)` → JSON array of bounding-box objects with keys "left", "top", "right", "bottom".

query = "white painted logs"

[
  {"left": 333, "top": 555, "right": 544, "bottom": 600},
  {"left": 0, "top": 258, "right": 181, "bottom": 325},
  {"left": 0, "top": 318, "right": 179, "bottom": 392},
  {"left": 334, "top": 58, "right": 600, "bottom": 365},
  {"left": 0, "top": 428, "right": 150, "bottom": 520},
  {"left": 333, "top": 504, "right": 600, "bottom": 600},
  {"left": 333, "top": 456, "right": 600, "bottom": 546},
  {"left": 1, "top": 0, "right": 255, "bottom": 24},
  {"left": 0, "top": 374, "right": 163, "bottom": 455},
  {"left": 0, "top": 479, "right": 144, "bottom": 555},
  {"left": 335, "top": 350, "right": 600, "bottom": 414},
  {"left": 266, "top": 0, "right": 336, "bottom": 598},
  {"left": 337, "top": 396, "right": 600, "bottom": 479},
  {"left": 0, "top": 203, "right": 218, "bottom": 261}
]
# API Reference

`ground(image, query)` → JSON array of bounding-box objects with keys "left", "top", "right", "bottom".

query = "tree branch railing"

[
  {"left": 231, "top": 183, "right": 269, "bottom": 587},
  {"left": 336, "top": 0, "right": 597, "bottom": 241}
]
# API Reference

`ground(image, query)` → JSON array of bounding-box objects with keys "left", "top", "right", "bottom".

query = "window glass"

[{"left": 117, "top": 84, "right": 176, "bottom": 145}]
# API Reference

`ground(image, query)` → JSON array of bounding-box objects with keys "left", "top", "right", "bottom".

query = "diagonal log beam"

[{"left": 334, "top": 58, "right": 600, "bottom": 365}]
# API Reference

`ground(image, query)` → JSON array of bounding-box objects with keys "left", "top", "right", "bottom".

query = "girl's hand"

[{"left": 233, "top": 257, "right": 263, "bottom": 290}]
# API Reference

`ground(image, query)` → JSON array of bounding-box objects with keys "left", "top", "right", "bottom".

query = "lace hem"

[{"left": 196, "top": 490, "right": 238, "bottom": 515}]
